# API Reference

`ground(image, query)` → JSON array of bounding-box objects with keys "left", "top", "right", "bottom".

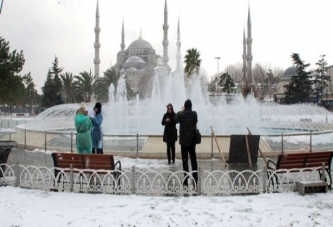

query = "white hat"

[{"left": 80, "top": 102, "right": 86, "bottom": 109}]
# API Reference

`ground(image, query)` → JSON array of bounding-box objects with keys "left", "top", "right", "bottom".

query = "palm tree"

[
  {"left": 75, "top": 70, "right": 96, "bottom": 102},
  {"left": 60, "top": 72, "right": 76, "bottom": 103},
  {"left": 93, "top": 68, "right": 121, "bottom": 102},
  {"left": 184, "top": 48, "right": 201, "bottom": 78},
  {"left": 219, "top": 72, "right": 235, "bottom": 93},
  {"left": 104, "top": 68, "right": 121, "bottom": 88}
]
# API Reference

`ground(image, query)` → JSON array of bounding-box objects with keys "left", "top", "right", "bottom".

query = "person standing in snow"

[
  {"left": 74, "top": 102, "right": 92, "bottom": 154},
  {"left": 90, "top": 102, "right": 103, "bottom": 154},
  {"left": 161, "top": 103, "right": 178, "bottom": 164},
  {"left": 176, "top": 99, "right": 198, "bottom": 186}
]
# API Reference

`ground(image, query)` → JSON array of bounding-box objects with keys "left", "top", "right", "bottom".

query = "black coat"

[
  {"left": 177, "top": 108, "right": 197, "bottom": 146},
  {"left": 161, "top": 112, "right": 178, "bottom": 143}
]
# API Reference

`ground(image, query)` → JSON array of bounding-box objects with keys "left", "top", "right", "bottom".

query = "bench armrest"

[
  {"left": 267, "top": 159, "right": 277, "bottom": 170},
  {"left": 114, "top": 160, "right": 122, "bottom": 171}
]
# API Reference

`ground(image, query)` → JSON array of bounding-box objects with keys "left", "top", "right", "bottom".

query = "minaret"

[
  {"left": 121, "top": 18, "right": 125, "bottom": 52},
  {"left": 176, "top": 18, "right": 181, "bottom": 73},
  {"left": 246, "top": 5, "right": 253, "bottom": 84},
  {"left": 162, "top": 0, "right": 169, "bottom": 68},
  {"left": 93, "top": 0, "right": 101, "bottom": 78},
  {"left": 242, "top": 28, "right": 247, "bottom": 81}
]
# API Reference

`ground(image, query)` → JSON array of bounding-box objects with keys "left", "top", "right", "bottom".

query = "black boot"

[
  {"left": 97, "top": 149, "right": 104, "bottom": 154},
  {"left": 92, "top": 148, "right": 96, "bottom": 154}
]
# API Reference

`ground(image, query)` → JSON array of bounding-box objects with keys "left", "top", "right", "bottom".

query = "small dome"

[
  {"left": 125, "top": 56, "right": 145, "bottom": 63},
  {"left": 127, "top": 67, "right": 138, "bottom": 72},
  {"left": 284, "top": 66, "right": 297, "bottom": 76},
  {"left": 128, "top": 38, "right": 153, "bottom": 49}
]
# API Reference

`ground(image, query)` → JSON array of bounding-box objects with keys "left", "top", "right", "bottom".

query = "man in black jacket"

[{"left": 177, "top": 99, "right": 198, "bottom": 186}]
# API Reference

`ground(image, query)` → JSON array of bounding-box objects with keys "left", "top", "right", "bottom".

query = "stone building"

[{"left": 93, "top": 0, "right": 178, "bottom": 94}]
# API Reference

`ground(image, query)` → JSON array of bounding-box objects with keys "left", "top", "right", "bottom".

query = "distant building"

[
  {"left": 93, "top": 0, "right": 179, "bottom": 94},
  {"left": 275, "top": 66, "right": 297, "bottom": 94}
]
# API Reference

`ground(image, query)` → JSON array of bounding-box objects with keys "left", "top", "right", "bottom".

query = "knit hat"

[
  {"left": 94, "top": 102, "right": 102, "bottom": 110},
  {"left": 80, "top": 102, "right": 86, "bottom": 109},
  {"left": 184, "top": 99, "right": 192, "bottom": 109}
]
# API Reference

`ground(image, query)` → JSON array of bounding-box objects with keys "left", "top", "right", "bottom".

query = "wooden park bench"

[
  {"left": 0, "top": 141, "right": 17, "bottom": 178},
  {"left": 267, "top": 151, "right": 333, "bottom": 187},
  {"left": 51, "top": 153, "right": 122, "bottom": 188}
]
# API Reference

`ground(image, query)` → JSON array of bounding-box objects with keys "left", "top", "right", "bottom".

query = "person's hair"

[{"left": 166, "top": 103, "right": 173, "bottom": 110}]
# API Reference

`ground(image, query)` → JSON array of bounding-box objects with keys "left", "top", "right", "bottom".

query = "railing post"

[
  {"left": 131, "top": 166, "right": 136, "bottom": 194},
  {"left": 102, "top": 132, "right": 104, "bottom": 153},
  {"left": 70, "top": 164, "right": 73, "bottom": 192},
  {"left": 211, "top": 133, "right": 213, "bottom": 159},
  {"left": 262, "top": 166, "right": 267, "bottom": 193},
  {"left": 136, "top": 133, "right": 139, "bottom": 159},
  {"left": 45, "top": 130, "right": 47, "bottom": 152},
  {"left": 198, "top": 167, "right": 201, "bottom": 196},
  {"left": 15, "top": 162, "right": 19, "bottom": 187},
  {"left": 281, "top": 133, "right": 284, "bottom": 153},
  {"left": 321, "top": 162, "right": 325, "bottom": 181},
  {"left": 309, "top": 131, "right": 312, "bottom": 152},
  {"left": 24, "top": 129, "right": 27, "bottom": 149},
  {"left": 70, "top": 130, "right": 73, "bottom": 153}
]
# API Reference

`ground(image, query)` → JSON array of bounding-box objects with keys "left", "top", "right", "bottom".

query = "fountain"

[{"left": 23, "top": 69, "right": 333, "bottom": 135}]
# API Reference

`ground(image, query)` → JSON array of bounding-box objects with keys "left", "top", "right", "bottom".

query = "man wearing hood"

[
  {"left": 90, "top": 102, "right": 103, "bottom": 154},
  {"left": 176, "top": 99, "right": 198, "bottom": 186}
]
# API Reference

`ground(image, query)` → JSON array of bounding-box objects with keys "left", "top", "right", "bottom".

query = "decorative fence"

[{"left": 0, "top": 164, "right": 330, "bottom": 196}]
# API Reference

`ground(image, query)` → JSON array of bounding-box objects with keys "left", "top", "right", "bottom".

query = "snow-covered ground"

[{"left": 1, "top": 187, "right": 333, "bottom": 226}]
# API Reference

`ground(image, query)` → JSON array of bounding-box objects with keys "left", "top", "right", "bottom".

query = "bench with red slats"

[{"left": 267, "top": 151, "right": 333, "bottom": 187}]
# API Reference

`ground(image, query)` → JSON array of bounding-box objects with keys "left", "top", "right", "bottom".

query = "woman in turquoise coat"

[{"left": 74, "top": 102, "right": 92, "bottom": 153}]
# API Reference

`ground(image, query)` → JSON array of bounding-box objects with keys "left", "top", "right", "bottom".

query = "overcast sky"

[{"left": 1, "top": 0, "right": 333, "bottom": 93}]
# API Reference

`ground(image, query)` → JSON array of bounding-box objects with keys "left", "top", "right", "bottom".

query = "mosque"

[
  {"left": 92, "top": 0, "right": 181, "bottom": 94},
  {"left": 92, "top": 0, "right": 254, "bottom": 96}
]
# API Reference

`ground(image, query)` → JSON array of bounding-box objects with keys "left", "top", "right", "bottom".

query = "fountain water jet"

[{"left": 30, "top": 70, "right": 333, "bottom": 135}]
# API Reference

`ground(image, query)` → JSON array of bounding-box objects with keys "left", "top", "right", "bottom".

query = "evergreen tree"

[
  {"left": 284, "top": 53, "right": 313, "bottom": 104},
  {"left": 219, "top": 72, "right": 235, "bottom": 93},
  {"left": 41, "top": 69, "right": 59, "bottom": 108},
  {"left": 22, "top": 72, "right": 38, "bottom": 114},
  {"left": 0, "top": 37, "right": 26, "bottom": 110},
  {"left": 184, "top": 48, "right": 201, "bottom": 78},
  {"left": 313, "top": 55, "right": 331, "bottom": 103},
  {"left": 51, "top": 56, "right": 64, "bottom": 103},
  {"left": 41, "top": 57, "right": 64, "bottom": 107}
]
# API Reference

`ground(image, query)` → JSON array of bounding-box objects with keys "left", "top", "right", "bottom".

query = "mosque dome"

[
  {"left": 282, "top": 66, "right": 297, "bottom": 81},
  {"left": 284, "top": 66, "right": 297, "bottom": 76},
  {"left": 125, "top": 56, "right": 145, "bottom": 63},
  {"left": 127, "top": 67, "right": 138, "bottom": 72},
  {"left": 128, "top": 38, "right": 153, "bottom": 49}
]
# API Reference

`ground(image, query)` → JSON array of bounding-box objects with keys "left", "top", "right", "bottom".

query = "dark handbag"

[{"left": 194, "top": 128, "right": 201, "bottom": 144}]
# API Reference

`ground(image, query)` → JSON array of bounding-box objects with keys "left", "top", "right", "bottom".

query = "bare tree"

[{"left": 252, "top": 63, "right": 283, "bottom": 101}]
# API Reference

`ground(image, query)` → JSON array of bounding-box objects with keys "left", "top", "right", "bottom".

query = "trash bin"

[{"left": 0, "top": 141, "right": 17, "bottom": 177}]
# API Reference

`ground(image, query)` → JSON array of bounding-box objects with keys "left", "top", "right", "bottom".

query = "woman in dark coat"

[{"left": 161, "top": 103, "right": 178, "bottom": 164}]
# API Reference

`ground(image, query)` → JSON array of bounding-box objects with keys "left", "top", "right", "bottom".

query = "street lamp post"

[{"left": 215, "top": 57, "right": 221, "bottom": 92}]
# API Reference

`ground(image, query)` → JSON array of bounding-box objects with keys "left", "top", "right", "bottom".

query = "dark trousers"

[
  {"left": 181, "top": 145, "right": 198, "bottom": 184},
  {"left": 167, "top": 143, "right": 175, "bottom": 164},
  {"left": 92, "top": 148, "right": 103, "bottom": 154}
]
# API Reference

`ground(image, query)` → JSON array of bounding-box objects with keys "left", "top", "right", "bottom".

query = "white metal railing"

[{"left": 0, "top": 163, "right": 331, "bottom": 196}]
